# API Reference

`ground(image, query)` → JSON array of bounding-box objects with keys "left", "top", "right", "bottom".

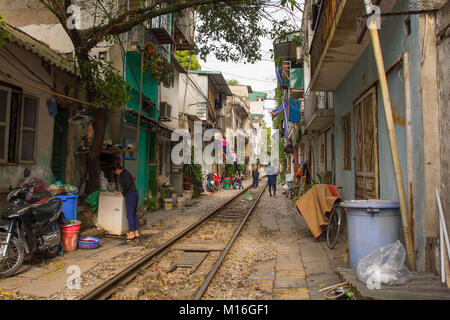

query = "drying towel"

[{"left": 295, "top": 184, "right": 342, "bottom": 239}]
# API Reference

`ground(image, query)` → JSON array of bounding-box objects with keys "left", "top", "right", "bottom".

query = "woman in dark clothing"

[
  {"left": 252, "top": 166, "right": 259, "bottom": 188},
  {"left": 113, "top": 165, "right": 139, "bottom": 240}
]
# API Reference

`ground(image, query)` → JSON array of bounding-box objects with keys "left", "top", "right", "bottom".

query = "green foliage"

[
  {"left": 307, "top": 173, "right": 323, "bottom": 190},
  {"left": 143, "top": 42, "right": 175, "bottom": 87},
  {"left": 225, "top": 164, "right": 236, "bottom": 178},
  {"left": 226, "top": 79, "right": 240, "bottom": 85},
  {"left": 142, "top": 198, "right": 159, "bottom": 210},
  {"left": 183, "top": 146, "right": 203, "bottom": 198},
  {"left": 0, "top": 13, "right": 10, "bottom": 46},
  {"left": 175, "top": 51, "right": 201, "bottom": 71},
  {"left": 262, "top": 121, "right": 271, "bottom": 155},
  {"left": 295, "top": 125, "right": 302, "bottom": 144},
  {"left": 78, "top": 57, "right": 129, "bottom": 109},
  {"left": 194, "top": 0, "right": 297, "bottom": 64},
  {"left": 272, "top": 85, "right": 287, "bottom": 181}
]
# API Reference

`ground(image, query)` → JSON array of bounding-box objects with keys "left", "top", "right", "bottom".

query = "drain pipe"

[{"left": 363, "top": 0, "right": 416, "bottom": 271}]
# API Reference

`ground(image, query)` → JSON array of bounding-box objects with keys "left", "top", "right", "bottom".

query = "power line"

[{"left": 201, "top": 65, "right": 277, "bottom": 83}]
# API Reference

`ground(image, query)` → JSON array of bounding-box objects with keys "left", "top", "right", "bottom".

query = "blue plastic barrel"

[
  {"left": 339, "top": 200, "right": 401, "bottom": 269},
  {"left": 55, "top": 194, "right": 79, "bottom": 221}
]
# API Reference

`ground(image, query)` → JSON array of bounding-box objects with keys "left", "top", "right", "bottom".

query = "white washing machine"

[{"left": 97, "top": 192, "right": 128, "bottom": 235}]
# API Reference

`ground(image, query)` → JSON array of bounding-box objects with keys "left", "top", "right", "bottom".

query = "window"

[
  {"left": 20, "top": 96, "right": 38, "bottom": 162},
  {"left": 98, "top": 51, "right": 107, "bottom": 60},
  {"left": 342, "top": 113, "right": 351, "bottom": 170},
  {"left": 0, "top": 86, "right": 38, "bottom": 164}
]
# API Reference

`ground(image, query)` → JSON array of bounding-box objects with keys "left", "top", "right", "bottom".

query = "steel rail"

[
  {"left": 80, "top": 179, "right": 264, "bottom": 300},
  {"left": 193, "top": 182, "right": 268, "bottom": 300}
]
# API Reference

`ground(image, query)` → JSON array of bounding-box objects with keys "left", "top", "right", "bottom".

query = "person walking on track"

[
  {"left": 252, "top": 166, "right": 259, "bottom": 188},
  {"left": 114, "top": 165, "right": 140, "bottom": 240},
  {"left": 265, "top": 164, "right": 279, "bottom": 198}
]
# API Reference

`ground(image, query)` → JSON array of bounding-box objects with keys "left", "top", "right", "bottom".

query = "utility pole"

[{"left": 363, "top": 0, "right": 416, "bottom": 271}]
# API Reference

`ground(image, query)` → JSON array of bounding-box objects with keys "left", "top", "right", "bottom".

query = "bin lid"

[
  {"left": 338, "top": 200, "right": 400, "bottom": 209},
  {"left": 55, "top": 194, "right": 79, "bottom": 199}
]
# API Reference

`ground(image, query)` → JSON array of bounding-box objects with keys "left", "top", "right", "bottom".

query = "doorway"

[
  {"left": 51, "top": 107, "right": 68, "bottom": 182},
  {"left": 353, "top": 87, "right": 379, "bottom": 199}
]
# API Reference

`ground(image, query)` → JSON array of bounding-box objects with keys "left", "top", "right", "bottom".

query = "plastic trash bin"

[
  {"left": 55, "top": 194, "right": 79, "bottom": 221},
  {"left": 339, "top": 200, "right": 401, "bottom": 269}
]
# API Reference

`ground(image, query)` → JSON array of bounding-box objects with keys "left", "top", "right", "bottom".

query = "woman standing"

[
  {"left": 114, "top": 165, "right": 139, "bottom": 240},
  {"left": 265, "top": 164, "right": 279, "bottom": 198}
]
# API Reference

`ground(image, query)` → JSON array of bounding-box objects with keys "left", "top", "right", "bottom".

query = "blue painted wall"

[{"left": 333, "top": 1, "right": 426, "bottom": 268}]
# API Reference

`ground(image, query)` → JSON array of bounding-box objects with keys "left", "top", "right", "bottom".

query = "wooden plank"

[
  {"left": 173, "top": 240, "right": 226, "bottom": 252},
  {"left": 337, "top": 267, "right": 450, "bottom": 300}
]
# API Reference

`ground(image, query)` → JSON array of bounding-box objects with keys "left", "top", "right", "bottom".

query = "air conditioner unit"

[{"left": 159, "top": 101, "right": 172, "bottom": 122}]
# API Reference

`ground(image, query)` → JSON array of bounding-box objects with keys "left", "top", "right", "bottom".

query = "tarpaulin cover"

[{"left": 295, "top": 185, "right": 342, "bottom": 239}]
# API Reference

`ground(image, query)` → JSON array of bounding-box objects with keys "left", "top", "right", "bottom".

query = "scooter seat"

[{"left": 32, "top": 199, "right": 62, "bottom": 216}]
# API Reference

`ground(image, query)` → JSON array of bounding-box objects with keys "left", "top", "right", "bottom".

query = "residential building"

[
  {"left": 0, "top": 24, "right": 84, "bottom": 210},
  {"left": 1, "top": 1, "right": 197, "bottom": 202},
  {"left": 304, "top": 0, "right": 448, "bottom": 272},
  {"left": 249, "top": 92, "right": 267, "bottom": 166},
  {"left": 225, "top": 85, "right": 253, "bottom": 174},
  {"left": 273, "top": 31, "right": 304, "bottom": 177},
  {"left": 178, "top": 70, "right": 232, "bottom": 180}
]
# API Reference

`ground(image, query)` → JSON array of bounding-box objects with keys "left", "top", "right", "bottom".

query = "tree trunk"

[
  {"left": 75, "top": 50, "right": 108, "bottom": 196},
  {"left": 86, "top": 107, "right": 107, "bottom": 195}
]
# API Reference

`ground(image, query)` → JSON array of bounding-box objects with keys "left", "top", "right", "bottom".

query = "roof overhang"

[
  {"left": 189, "top": 70, "right": 233, "bottom": 96},
  {"left": 4, "top": 23, "right": 76, "bottom": 75},
  {"left": 309, "top": 0, "right": 397, "bottom": 92}
]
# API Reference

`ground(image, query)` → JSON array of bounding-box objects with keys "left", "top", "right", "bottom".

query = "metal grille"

[{"left": 402, "top": 0, "right": 448, "bottom": 11}]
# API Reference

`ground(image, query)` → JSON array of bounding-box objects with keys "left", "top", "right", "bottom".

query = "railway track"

[{"left": 80, "top": 179, "right": 267, "bottom": 300}]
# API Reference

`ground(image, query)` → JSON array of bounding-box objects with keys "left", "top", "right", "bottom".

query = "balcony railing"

[
  {"left": 304, "top": 91, "right": 334, "bottom": 131},
  {"left": 310, "top": 0, "right": 342, "bottom": 79},
  {"left": 304, "top": 91, "right": 317, "bottom": 126},
  {"left": 148, "top": 13, "right": 174, "bottom": 45}
]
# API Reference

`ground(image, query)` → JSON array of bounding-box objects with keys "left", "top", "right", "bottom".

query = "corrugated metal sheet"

[{"left": 4, "top": 23, "right": 75, "bottom": 75}]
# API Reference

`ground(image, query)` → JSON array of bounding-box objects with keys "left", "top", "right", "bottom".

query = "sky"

[
  {"left": 199, "top": 36, "right": 277, "bottom": 128},
  {"left": 198, "top": 4, "right": 304, "bottom": 129}
]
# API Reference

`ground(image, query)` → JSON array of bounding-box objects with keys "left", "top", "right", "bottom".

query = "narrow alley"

[{"left": 0, "top": 0, "right": 449, "bottom": 311}]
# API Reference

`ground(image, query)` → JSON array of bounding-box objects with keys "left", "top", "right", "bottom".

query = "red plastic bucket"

[{"left": 61, "top": 220, "right": 81, "bottom": 252}]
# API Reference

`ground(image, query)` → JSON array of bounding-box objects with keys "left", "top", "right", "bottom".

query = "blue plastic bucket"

[
  {"left": 339, "top": 200, "right": 401, "bottom": 269},
  {"left": 55, "top": 194, "right": 79, "bottom": 221}
]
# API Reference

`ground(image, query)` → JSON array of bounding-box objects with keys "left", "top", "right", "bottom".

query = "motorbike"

[
  {"left": 0, "top": 169, "right": 65, "bottom": 278},
  {"left": 206, "top": 173, "right": 218, "bottom": 192}
]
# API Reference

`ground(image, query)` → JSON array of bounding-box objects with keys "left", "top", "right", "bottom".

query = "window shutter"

[{"left": 20, "top": 95, "right": 38, "bottom": 162}]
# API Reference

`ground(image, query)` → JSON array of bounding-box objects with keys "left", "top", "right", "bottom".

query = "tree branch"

[{"left": 84, "top": 0, "right": 244, "bottom": 51}]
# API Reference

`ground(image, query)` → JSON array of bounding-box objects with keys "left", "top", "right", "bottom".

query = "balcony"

[
  {"left": 173, "top": 9, "right": 195, "bottom": 51},
  {"left": 273, "top": 31, "right": 303, "bottom": 64},
  {"left": 231, "top": 95, "right": 250, "bottom": 118},
  {"left": 147, "top": 14, "right": 174, "bottom": 45},
  {"left": 290, "top": 68, "right": 304, "bottom": 99},
  {"left": 304, "top": 91, "right": 334, "bottom": 132},
  {"left": 309, "top": 0, "right": 396, "bottom": 91}
]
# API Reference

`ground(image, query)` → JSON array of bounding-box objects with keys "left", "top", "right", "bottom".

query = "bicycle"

[
  {"left": 326, "top": 203, "right": 343, "bottom": 249},
  {"left": 326, "top": 186, "right": 344, "bottom": 249}
]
